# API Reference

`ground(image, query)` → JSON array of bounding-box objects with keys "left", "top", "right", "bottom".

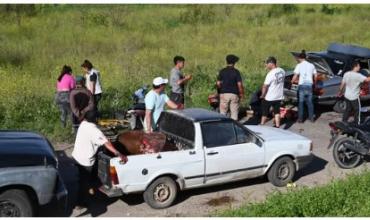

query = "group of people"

[
  {"left": 55, "top": 60, "right": 103, "bottom": 133},
  {"left": 62, "top": 52, "right": 370, "bottom": 209}
]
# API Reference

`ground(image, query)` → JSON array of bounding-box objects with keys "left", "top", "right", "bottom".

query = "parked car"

[
  {"left": 0, "top": 131, "right": 67, "bottom": 217},
  {"left": 97, "top": 108, "right": 313, "bottom": 209},
  {"left": 284, "top": 43, "right": 370, "bottom": 112}
]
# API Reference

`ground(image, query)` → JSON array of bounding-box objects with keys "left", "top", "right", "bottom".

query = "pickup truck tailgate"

[{"left": 97, "top": 152, "right": 112, "bottom": 188}]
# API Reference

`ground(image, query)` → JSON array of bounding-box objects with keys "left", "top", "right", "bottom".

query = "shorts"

[
  {"left": 261, "top": 100, "right": 281, "bottom": 117},
  {"left": 170, "top": 92, "right": 184, "bottom": 105}
]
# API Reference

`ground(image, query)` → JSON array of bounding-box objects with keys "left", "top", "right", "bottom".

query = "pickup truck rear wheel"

[
  {"left": 143, "top": 177, "right": 177, "bottom": 209},
  {"left": 267, "top": 156, "right": 296, "bottom": 187},
  {"left": 0, "top": 189, "right": 34, "bottom": 217}
]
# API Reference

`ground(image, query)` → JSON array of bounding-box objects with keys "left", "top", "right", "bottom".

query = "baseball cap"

[
  {"left": 226, "top": 54, "right": 239, "bottom": 64},
  {"left": 153, "top": 77, "right": 168, "bottom": 86},
  {"left": 75, "top": 75, "right": 85, "bottom": 83},
  {"left": 265, "top": 56, "right": 277, "bottom": 64}
]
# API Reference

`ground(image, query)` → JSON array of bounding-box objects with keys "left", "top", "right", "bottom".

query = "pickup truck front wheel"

[
  {"left": 0, "top": 189, "right": 34, "bottom": 217},
  {"left": 267, "top": 156, "right": 296, "bottom": 187},
  {"left": 143, "top": 177, "right": 178, "bottom": 209}
]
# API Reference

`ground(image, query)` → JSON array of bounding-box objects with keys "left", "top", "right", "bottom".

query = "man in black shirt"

[{"left": 217, "top": 54, "right": 245, "bottom": 120}]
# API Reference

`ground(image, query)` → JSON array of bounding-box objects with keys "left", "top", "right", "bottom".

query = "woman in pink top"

[{"left": 55, "top": 65, "right": 76, "bottom": 127}]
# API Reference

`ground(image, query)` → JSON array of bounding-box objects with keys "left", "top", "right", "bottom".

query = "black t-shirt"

[{"left": 217, "top": 66, "right": 242, "bottom": 95}]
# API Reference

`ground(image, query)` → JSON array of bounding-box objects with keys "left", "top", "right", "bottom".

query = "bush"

[
  {"left": 218, "top": 170, "right": 370, "bottom": 217},
  {"left": 267, "top": 4, "right": 299, "bottom": 18},
  {"left": 179, "top": 5, "right": 216, "bottom": 24}
]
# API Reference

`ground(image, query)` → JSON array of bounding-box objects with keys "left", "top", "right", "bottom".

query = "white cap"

[{"left": 153, "top": 77, "right": 168, "bottom": 86}]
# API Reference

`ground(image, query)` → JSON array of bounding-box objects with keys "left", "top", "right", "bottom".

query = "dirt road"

[{"left": 44, "top": 110, "right": 370, "bottom": 217}]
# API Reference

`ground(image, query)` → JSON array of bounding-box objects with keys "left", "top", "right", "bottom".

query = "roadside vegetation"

[
  {"left": 1, "top": 4, "right": 370, "bottom": 141},
  {"left": 218, "top": 170, "right": 370, "bottom": 217}
]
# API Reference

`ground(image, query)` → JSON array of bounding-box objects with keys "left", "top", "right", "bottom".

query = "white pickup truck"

[{"left": 97, "top": 108, "right": 313, "bottom": 209}]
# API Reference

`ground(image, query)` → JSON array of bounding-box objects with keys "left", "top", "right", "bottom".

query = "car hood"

[{"left": 246, "top": 125, "right": 309, "bottom": 142}]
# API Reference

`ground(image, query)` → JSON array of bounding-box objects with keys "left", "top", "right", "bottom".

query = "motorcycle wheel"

[{"left": 333, "top": 137, "right": 362, "bottom": 169}]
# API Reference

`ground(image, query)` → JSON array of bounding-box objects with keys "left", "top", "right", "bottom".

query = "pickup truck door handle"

[
  {"left": 207, "top": 151, "right": 219, "bottom": 156},
  {"left": 189, "top": 151, "right": 196, "bottom": 155}
]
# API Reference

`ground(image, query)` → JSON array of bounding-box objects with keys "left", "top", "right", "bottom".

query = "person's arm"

[
  {"left": 144, "top": 92, "right": 155, "bottom": 133},
  {"left": 103, "top": 141, "right": 128, "bottom": 163},
  {"left": 338, "top": 81, "right": 345, "bottom": 97},
  {"left": 70, "top": 76, "right": 76, "bottom": 90},
  {"left": 90, "top": 73, "right": 97, "bottom": 95},
  {"left": 365, "top": 76, "right": 370, "bottom": 83},
  {"left": 81, "top": 91, "right": 95, "bottom": 119},
  {"left": 216, "top": 71, "right": 222, "bottom": 89},
  {"left": 69, "top": 91, "right": 80, "bottom": 118},
  {"left": 260, "top": 73, "right": 272, "bottom": 99},
  {"left": 236, "top": 72, "right": 244, "bottom": 100},
  {"left": 145, "top": 110, "right": 153, "bottom": 133},
  {"left": 291, "top": 65, "right": 300, "bottom": 84},
  {"left": 177, "top": 75, "right": 192, "bottom": 85},
  {"left": 291, "top": 74, "right": 299, "bottom": 84},
  {"left": 260, "top": 84, "right": 269, "bottom": 99},
  {"left": 166, "top": 100, "right": 178, "bottom": 109}
]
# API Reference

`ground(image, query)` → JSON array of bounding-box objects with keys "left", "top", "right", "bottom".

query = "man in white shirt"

[
  {"left": 72, "top": 110, "right": 127, "bottom": 207},
  {"left": 291, "top": 50, "right": 317, "bottom": 123},
  {"left": 260, "top": 56, "right": 286, "bottom": 128},
  {"left": 338, "top": 60, "right": 370, "bottom": 124}
]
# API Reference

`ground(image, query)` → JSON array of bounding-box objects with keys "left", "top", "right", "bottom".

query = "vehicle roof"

[
  {"left": 166, "top": 108, "right": 229, "bottom": 122},
  {"left": 293, "top": 43, "right": 370, "bottom": 60},
  {"left": 0, "top": 131, "right": 55, "bottom": 161},
  {"left": 0, "top": 130, "right": 45, "bottom": 140}
]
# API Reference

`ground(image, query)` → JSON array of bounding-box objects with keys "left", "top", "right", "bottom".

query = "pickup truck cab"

[
  {"left": 0, "top": 131, "right": 67, "bottom": 217},
  {"left": 98, "top": 108, "right": 313, "bottom": 209}
]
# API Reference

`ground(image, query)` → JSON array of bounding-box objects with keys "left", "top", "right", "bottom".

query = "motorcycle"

[
  {"left": 126, "top": 85, "right": 148, "bottom": 130},
  {"left": 329, "top": 118, "right": 370, "bottom": 169}
]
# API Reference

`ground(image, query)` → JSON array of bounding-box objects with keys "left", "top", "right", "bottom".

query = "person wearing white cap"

[{"left": 144, "top": 77, "right": 179, "bottom": 132}]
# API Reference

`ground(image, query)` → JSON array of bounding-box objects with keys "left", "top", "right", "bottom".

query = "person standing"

[
  {"left": 70, "top": 76, "right": 94, "bottom": 134},
  {"left": 291, "top": 50, "right": 317, "bottom": 123},
  {"left": 144, "top": 77, "right": 179, "bottom": 132},
  {"left": 217, "top": 54, "right": 245, "bottom": 120},
  {"left": 169, "top": 56, "right": 192, "bottom": 106},
  {"left": 72, "top": 110, "right": 127, "bottom": 208},
  {"left": 55, "top": 65, "right": 76, "bottom": 127},
  {"left": 338, "top": 60, "right": 370, "bottom": 124},
  {"left": 81, "top": 60, "right": 103, "bottom": 114},
  {"left": 260, "top": 57, "right": 286, "bottom": 128}
]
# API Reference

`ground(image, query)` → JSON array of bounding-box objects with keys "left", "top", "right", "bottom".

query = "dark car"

[
  {"left": 284, "top": 43, "right": 370, "bottom": 112},
  {"left": 0, "top": 131, "right": 67, "bottom": 217}
]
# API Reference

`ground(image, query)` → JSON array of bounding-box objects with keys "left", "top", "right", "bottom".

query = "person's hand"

[
  {"left": 177, "top": 103, "right": 184, "bottom": 109},
  {"left": 259, "top": 95, "right": 265, "bottom": 100},
  {"left": 239, "top": 95, "right": 244, "bottom": 102},
  {"left": 118, "top": 153, "right": 128, "bottom": 164},
  {"left": 185, "top": 74, "right": 192, "bottom": 80},
  {"left": 337, "top": 92, "right": 343, "bottom": 98},
  {"left": 145, "top": 128, "right": 153, "bottom": 133}
]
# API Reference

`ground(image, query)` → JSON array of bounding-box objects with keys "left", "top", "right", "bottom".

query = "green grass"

[
  {"left": 1, "top": 4, "right": 370, "bottom": 141},
  {"left": 217, "top": 170, "right": 370, "bottom": 217}
]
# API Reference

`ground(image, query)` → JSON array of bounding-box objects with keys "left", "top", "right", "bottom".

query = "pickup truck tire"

[
  {"left": 143, "top": 177, "right": 178, "bottom": 209},
  {"left": 0, "top": 189, "right": 34, "bottom": 217},
  {"left": 267, "top": 156, "right": 296, "bottom": 187}
]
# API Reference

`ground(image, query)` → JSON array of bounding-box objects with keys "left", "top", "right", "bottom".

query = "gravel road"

[{"left": 42, "top": 109, "right": 370, "bottom": 217}]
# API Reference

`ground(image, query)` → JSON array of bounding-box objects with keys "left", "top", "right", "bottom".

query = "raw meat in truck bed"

[{"left": 117, "top": 130, "right": 168, "bottom": 155}]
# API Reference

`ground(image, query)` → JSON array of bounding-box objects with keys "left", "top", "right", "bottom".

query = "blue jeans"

[{"left": 298, "top": 85, "right": 314, "bottom": 121}]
